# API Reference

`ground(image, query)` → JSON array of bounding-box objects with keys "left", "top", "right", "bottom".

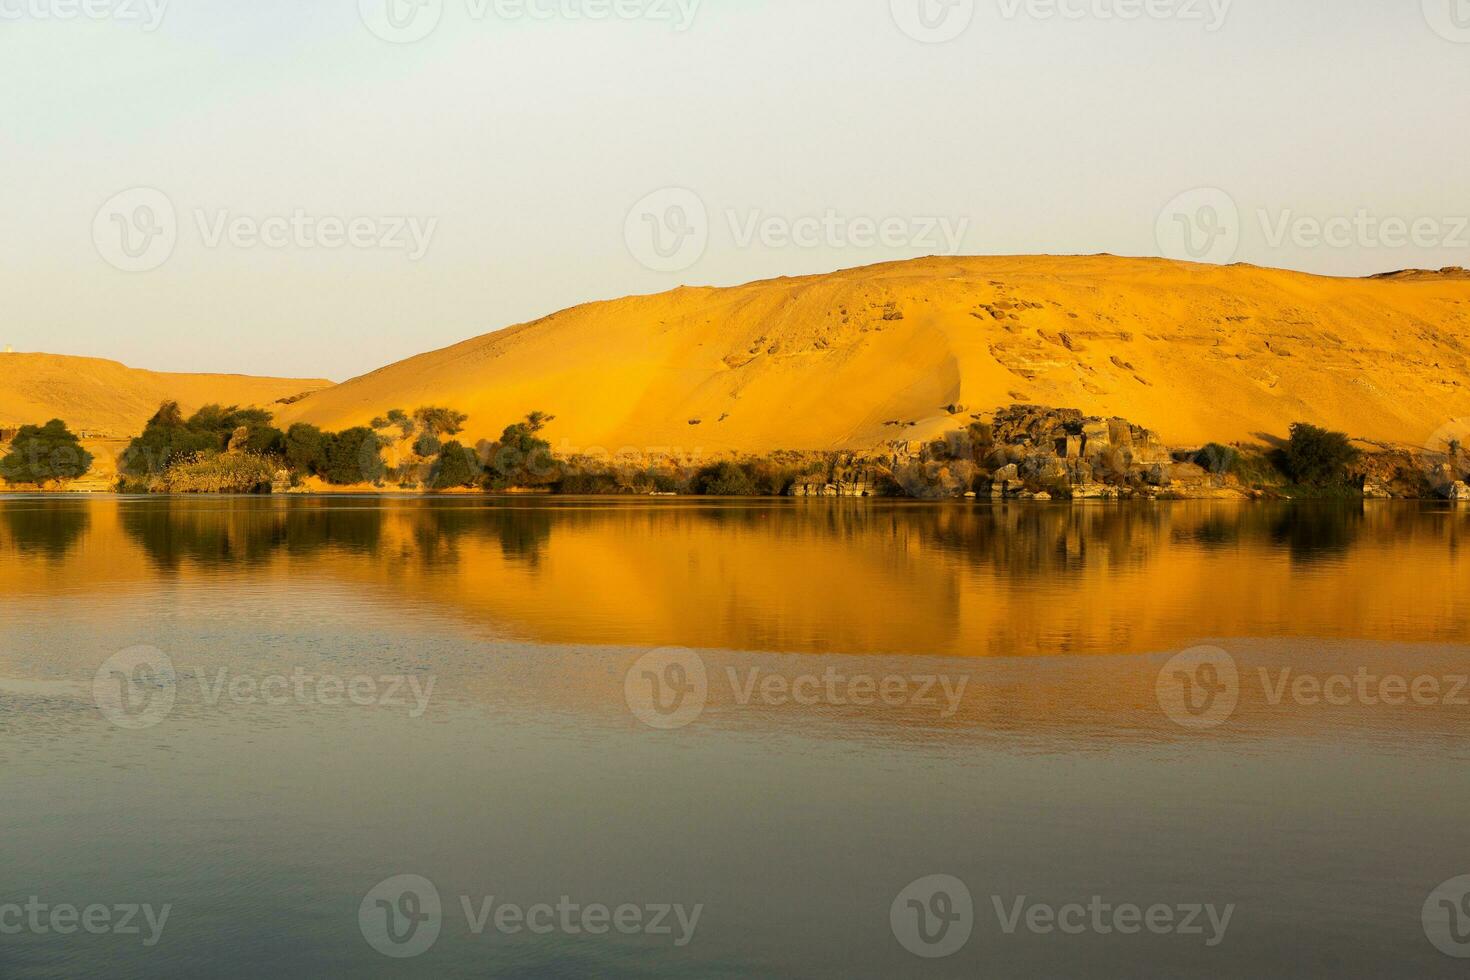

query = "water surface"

[{"left": 1, "top": 496, "right": 1468, "bottom": 977}]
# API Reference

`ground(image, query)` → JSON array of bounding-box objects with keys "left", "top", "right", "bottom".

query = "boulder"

[
  {"left": 1448, "top": 481, "right": 1470, "bottom": 502},
  {"left": 1169, "top": 462, "right": 1211, "bottom": 487},
  {"left": 1143, "top": 463, "right": 1172, "bottom": 486},
  {"left": 1072, "top": 484, "right": 1116, "bottom": 500},
  {"left": 1020, "top": 454, "right": 1069, "bottom": 484}
]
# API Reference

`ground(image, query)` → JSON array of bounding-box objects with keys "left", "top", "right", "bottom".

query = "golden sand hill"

[
  {"left": 0, "top": 352, "right": 332, "bottom": 438},
  {"left": 275, "top": 254, "right": 1468, "bottom": 452}
]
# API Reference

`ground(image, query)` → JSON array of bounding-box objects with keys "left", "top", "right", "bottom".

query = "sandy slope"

[
  {"left": 0, "top": 353, "right": 331, "bottom": 438},
  {"left": 279, "top": 256, "right": 1470, "bottom": 453}
]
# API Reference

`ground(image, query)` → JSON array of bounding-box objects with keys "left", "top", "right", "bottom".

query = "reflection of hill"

[{"left": 1, "top": 498, "right": 1468, "bottom": 659}]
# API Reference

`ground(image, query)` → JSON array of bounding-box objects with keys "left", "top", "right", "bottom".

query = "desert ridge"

[
  {"left": 0, "top": 351, "right": 331, "bottom": 440},
  {"left": 276, "top": 255, "right": 1470, "bottom": 454}
]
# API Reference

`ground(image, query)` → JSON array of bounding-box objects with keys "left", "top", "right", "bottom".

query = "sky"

[{"left": 2, "top": 0, "right": 1468, "bottom": 381}]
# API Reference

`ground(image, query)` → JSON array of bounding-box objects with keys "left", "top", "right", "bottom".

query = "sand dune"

[
  {"left": 0, "top": 352, "right": 331, "bottom": 438},
  {"left": 279, "top": 256, "right": 1470, "bottom": 453}
]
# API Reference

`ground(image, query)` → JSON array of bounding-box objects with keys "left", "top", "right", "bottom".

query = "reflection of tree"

[
  {"left": 1, "top": 500, "right": 91, "bottom": 560},
  {"left": 121, "top": 500, "right": 288, "bottom": 571},
  {"left": 409, "top": 505, "right": 552, "bottom": 567},
  {"left": 1269, "top": 502, "right": 1363, "bottom": 564},
  {"left": 119, "top": 497, "right": 554, "bottom": 572}
]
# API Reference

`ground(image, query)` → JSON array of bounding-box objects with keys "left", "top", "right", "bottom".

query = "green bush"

[
  {"left": 1194, "top": 443, "right": 1238, "bottom": 474},
  {"left": 285, "top": 423, "right": 329, "bottom": 475},
  {"left": 693, "top": 461, "right": 758, "bottom": 496},
  {"left": 429, "top": 441, "right": 480, "bottom": 490},
  {"left": 149, "top": 452, "right": 276, "bottom": 494},
  {"left": 486, "top": 412, "right": 558, "bottom": 489},
  {"left": 414, "top": 406, "right": 469, "bottom": 437},
  {"left": 122, "top": 401, "right": 279, "bottom": 477},
  {"left": 0, "top": 420, "right": 94, "bottom": 485},
  {"left": 414, "top": 431, "right": 442, "bottom": 458},
  {"left": 322, "top": 427, "right": 386, "bottom": 485},
  {"left": 1284, "top": 423, "right": 1361, "bottom": 486}
]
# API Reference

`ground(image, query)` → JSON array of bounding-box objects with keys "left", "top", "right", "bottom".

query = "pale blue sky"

[{"left": 2, "top": 0, "right": 1467, "bottom": 379}]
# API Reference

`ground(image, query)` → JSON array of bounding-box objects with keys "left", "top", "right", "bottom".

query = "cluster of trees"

[
  {"left": 426, "top": 411, "right": 556, "bottom": 491},
  {"left": 121, "top": 402, "right": 283, "bottom": 479},
  {"left": 0, "top": 400, "right": 1387, "bottom": 498},
  {"left": 0, "top": 420, "right": 94, "bottom": 485}
]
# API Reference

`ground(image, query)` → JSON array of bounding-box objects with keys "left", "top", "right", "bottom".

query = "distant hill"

[
  {"left": 279, "top": 255, "right": 1470, "bottom": 451},
  {"left": 0, "top": 352, "right": 332, "bottom": 438}
]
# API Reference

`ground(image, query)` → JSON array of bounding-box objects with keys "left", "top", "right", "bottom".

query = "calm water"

[{"left": 2, "top": 496, "right": 1469, "bottom": 977}]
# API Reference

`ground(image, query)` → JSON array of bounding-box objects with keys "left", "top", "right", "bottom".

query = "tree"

[
  {"left": 323, "top": 427, "right": 385, "bottom": 485},
  {"left": 693, "top": 461, "right": 758, "bottom": 496},
  {"left": 429, "top": 441, "right": 480, "bottom": 489},
  {"left": 1284, "top": 423, "right": 1361, "bottom": 486},
  {"left": 414, "top": 406, "right": 469, "bottom": 437},
  {"left": 284, "top": 423, "right": 329, "bottom": 475},
  {"left": 121, "top": 401, "right": 280, "bottom": 477},
  {"left": 0, "top": 420, "right": 94, "bottom": 485},
  {"left": 487, "top": 412, "right": 557, "bottom": 487},
  {"left": 121, "top": 401, "right": 215, "bottom": 477},
  {"left": 243, "top": 426, "right": 286, "bottom": 457},
  {"left": 386, "top": 408, "right": 414, "bottom": 438},
  {"left": 413, "top": 431, "right": 442, "bottom": 458}
]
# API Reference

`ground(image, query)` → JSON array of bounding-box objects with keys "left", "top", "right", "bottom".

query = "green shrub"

[
  {"left": 413, "top": 406, "right": 469, "bottom": 437},
  {"left": 1194, "top": 443, "right": 1238, "bottom": 474},
  {"left": 1284, "top": 423, "right": 1361, "bottom": 486},
  {"left": 486, "top": 412, "right": 558, "bottom": 488},
  {"left": 122, "top": 401, "right": 279, "bottom": 477},
  {"left": 414, "top": 431, "right": 442, "bottom": 458},
  {"left": 0, "top": 420, "right": 94, "bottom": 485},
  {"left": 149, "top": 452, "right": 276, "bottom": 494},
  {"left": 285, "top": 423, "right": 329, "bottom": 475},
  {"left": 322, "top": 427, "right": 386, "bottom": 485},
  {"left": 693, "top": 461, "right": 758, "bottom": 496},
  {"left": 429, "top": 441, "right": 480, "bottom": 490}
]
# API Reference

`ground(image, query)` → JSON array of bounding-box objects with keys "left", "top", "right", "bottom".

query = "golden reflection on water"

[{"left": 2, "top": 496, "right": 1468, "bottom": 659}]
